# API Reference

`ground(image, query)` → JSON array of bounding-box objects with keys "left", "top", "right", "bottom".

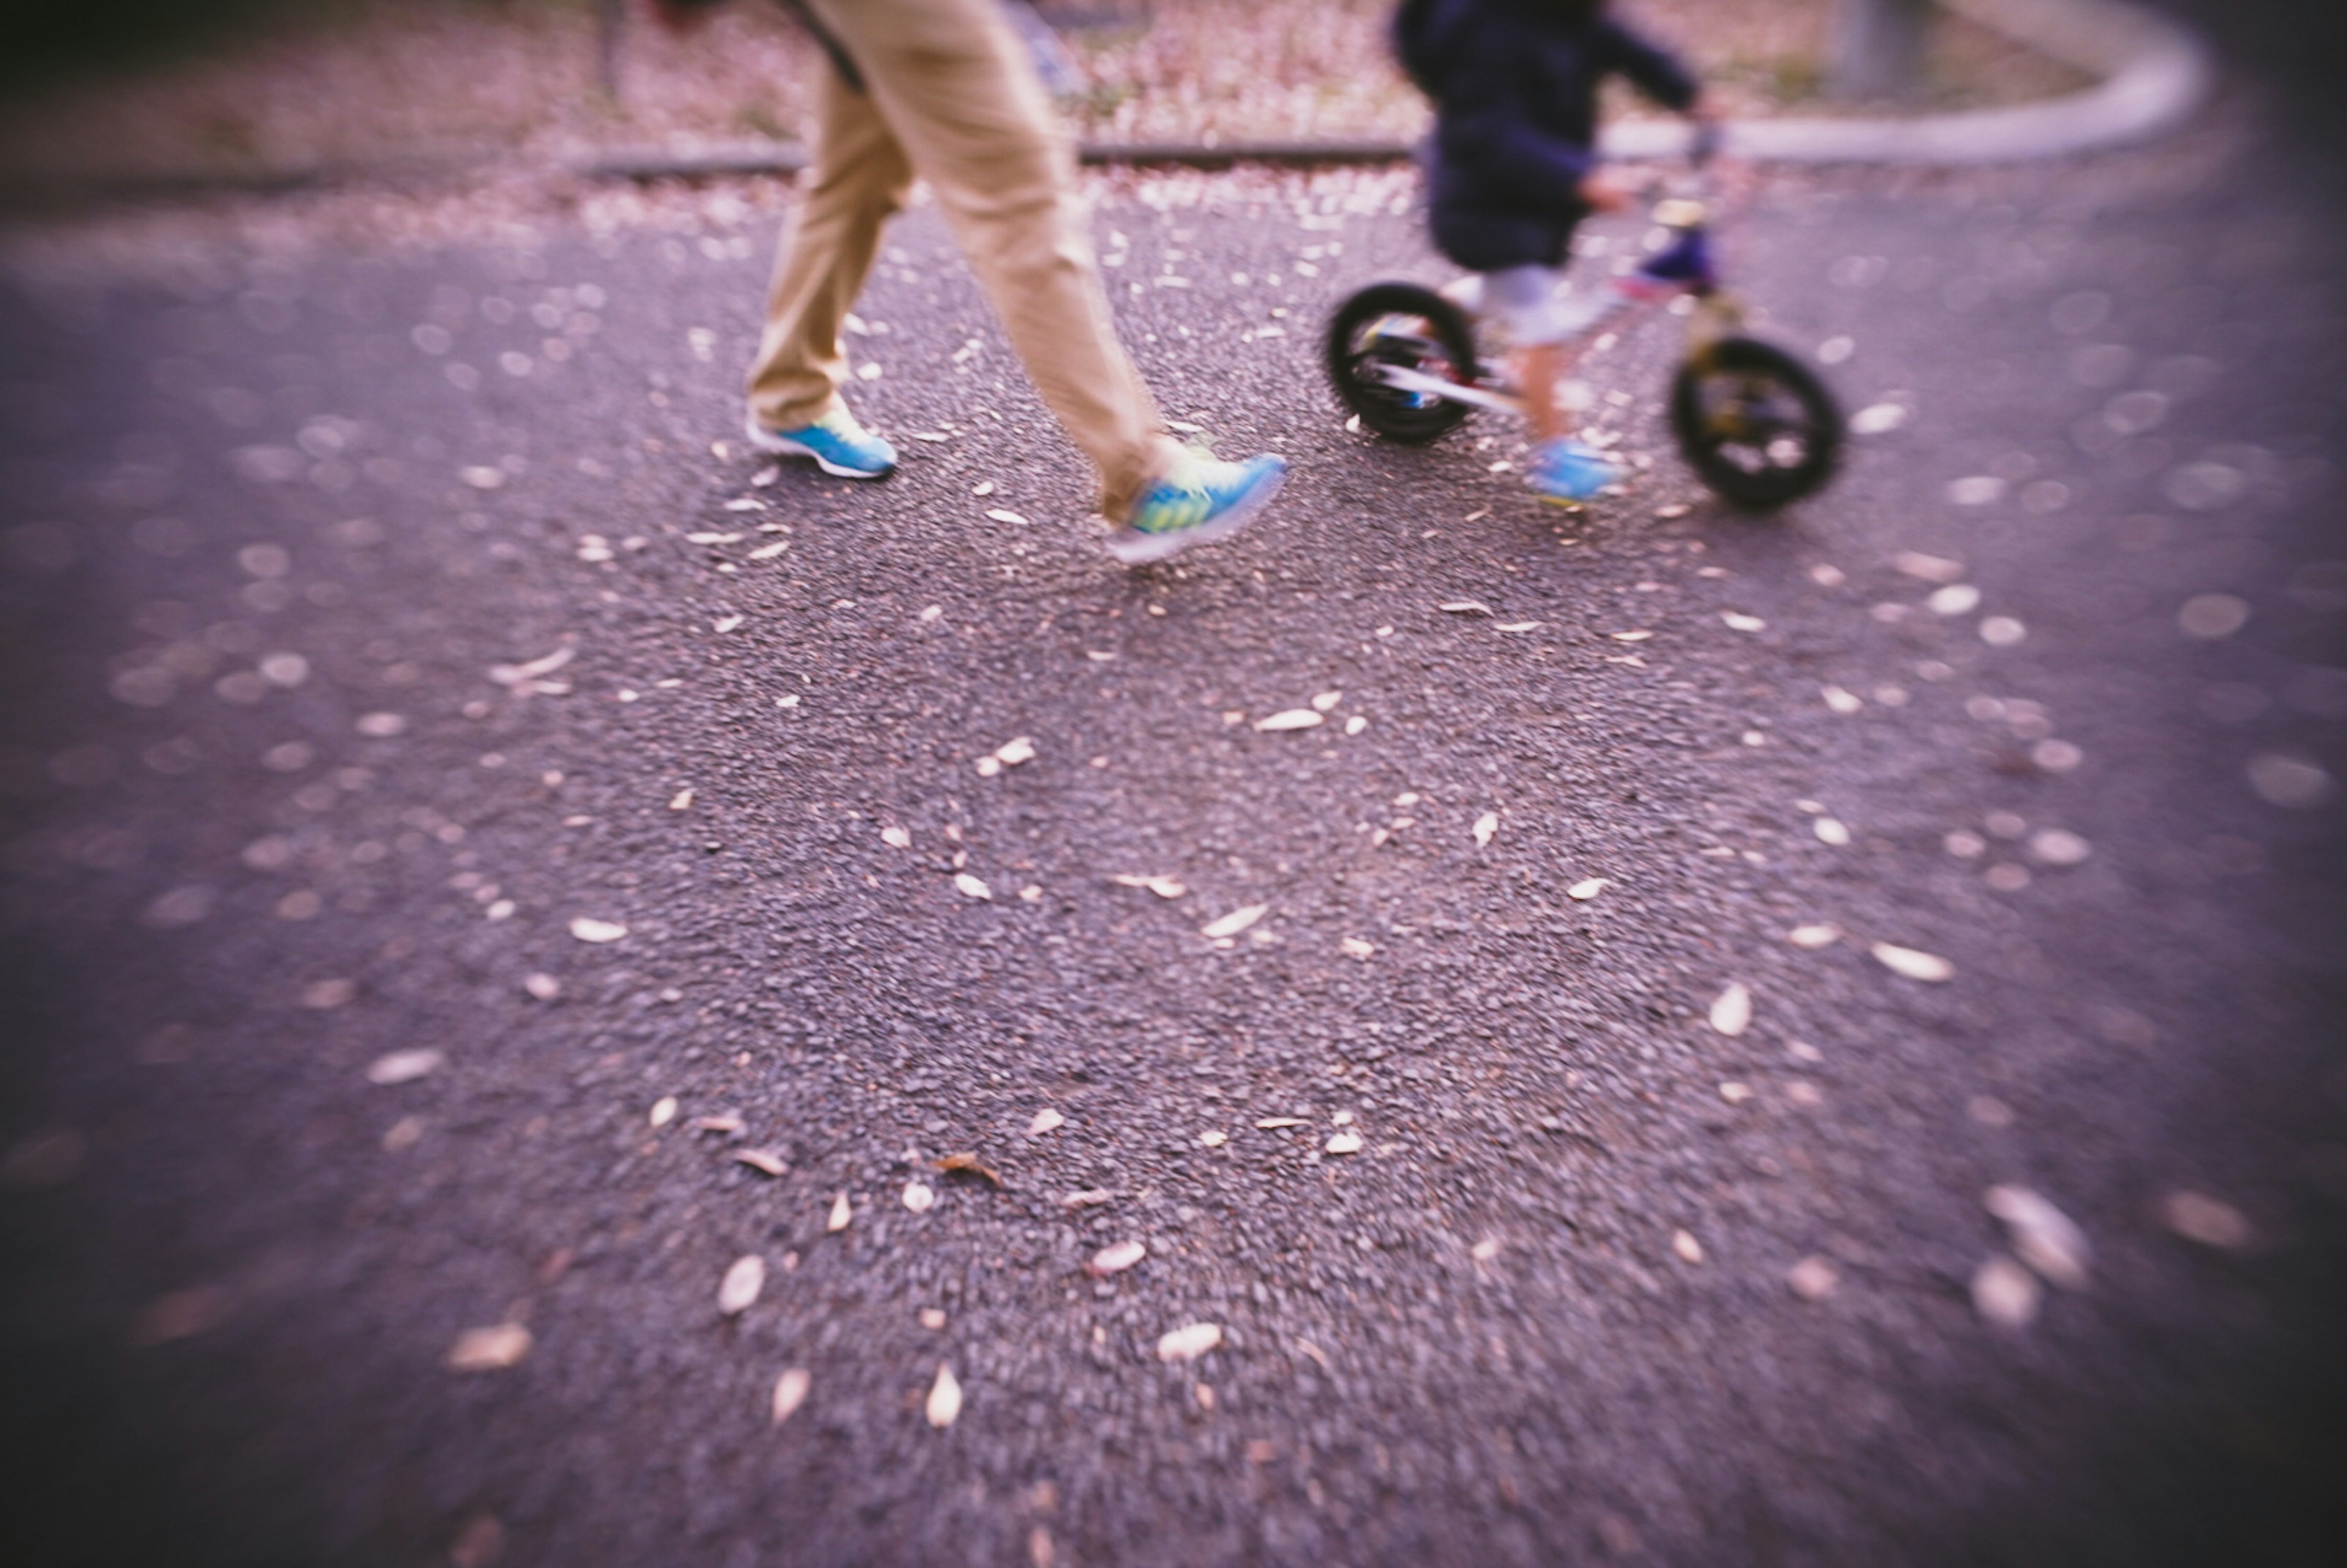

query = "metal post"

[
  {"left": 596, "top": 0, "right": 626, "bottom": 104},
  {"left": 1831, "top": 0, "right": 1932, "bottom": 100}
]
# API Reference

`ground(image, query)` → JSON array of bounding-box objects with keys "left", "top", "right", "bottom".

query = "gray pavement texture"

[{"left": 4, "top": 79, "right": 2347, "bottom": 1568}]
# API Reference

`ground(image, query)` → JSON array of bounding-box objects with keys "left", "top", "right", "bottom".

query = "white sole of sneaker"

[
  {"left": 1104, "top": 466, "right": 1286, "bottom": 566},
  {"left": 743, "top": 415, "right": 894, "bottom": 480}
]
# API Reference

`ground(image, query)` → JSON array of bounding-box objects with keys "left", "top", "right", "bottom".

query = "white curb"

[{"left": 1606, "top": 0, "right": 2214, "bottom": 164}]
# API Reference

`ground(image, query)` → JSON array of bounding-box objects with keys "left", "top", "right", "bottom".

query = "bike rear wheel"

[
  {"left": 1324, "top": 282, "right": 1480, "bottom": 444},
  {"left": 1668, "top": 336, "right": 1842, "bottom": 509}
]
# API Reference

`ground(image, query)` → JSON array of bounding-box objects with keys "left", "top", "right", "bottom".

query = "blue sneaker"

[
  {"left": 1107, "top": 450, "right": 1287, "bottom": 565},
  {"left": 1526, "top": 438, "right": 1620, "bottom": 504},
  {"left": 745, "top": 407, "right": 898, "bottom": 479}
]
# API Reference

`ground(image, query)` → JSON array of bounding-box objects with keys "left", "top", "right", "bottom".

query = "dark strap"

[{"left": 776, "top": 0, "right": 865, "bottom": 92}]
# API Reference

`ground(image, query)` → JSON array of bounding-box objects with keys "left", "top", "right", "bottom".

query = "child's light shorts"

[{"left": 1480, "top": 264, "right": 1577, "bottom": 346}]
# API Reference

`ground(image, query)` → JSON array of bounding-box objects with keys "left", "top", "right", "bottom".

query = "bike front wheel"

[
  {"left": 1668, "top": 337, "right": 1842, "bottom": 510},
  {"left": 1324, "top": 282, "right": 1480, "bottom": 445}
]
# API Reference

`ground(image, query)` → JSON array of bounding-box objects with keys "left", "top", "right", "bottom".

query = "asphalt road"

[{"left": 3, "top": 79, "right": 2345, "bottom": 1568}]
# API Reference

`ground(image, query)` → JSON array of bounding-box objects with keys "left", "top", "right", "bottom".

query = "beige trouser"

[{"left": 746, "top": 0, "right": 1183, "bottom": 521}]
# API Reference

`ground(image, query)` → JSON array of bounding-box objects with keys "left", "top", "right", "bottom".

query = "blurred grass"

[{"left": 0, "top": 0, "right": 2090, "bottom": 192}]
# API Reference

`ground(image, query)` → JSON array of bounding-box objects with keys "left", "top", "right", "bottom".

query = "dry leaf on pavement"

[
  {"left": 770, "top": 1367, "right": 811, "bottom": 1427},
  {"left": 936, "top": 1152, "right": 1005, "bottom": 1187},
  {"left": 1201, "top": 904, "right": 1268, "bottom": 940},
  {"left": 1786, "top": 1256, "right": 1840, "bottom": 1300},
  {"left": 2156, "top": 1190, "right": 2253, "bottom": 1250},
  {"left": 1156, "top": 1322, "right": 1223, "bottom": 1362},
  {"left": 367, "top": 1049, "right": 444, "bottom": 1085},
  {"left": 1253, "top": 709, "right": 1324, "bottom": 731},
  {"left": 1894, "top": 550, "right": 1966, "bottom": 582},
  {"left": 1871, "top": 942, "right": 1955, "bottom": 982},
  {"left": 718, "top": 1255, "right": 765, "bottom": 1315},
  {"left": 1087, "top": 1240, "right": 1147, "bottom": 1275},
  {"left": 1111, "top": 874, "right": 1186, "bottom": 898},
  {"left": 926, "top": 1363, "right": 963, "bottom": 1427},
  {"left": 1971, "top": 1253, "right": 2041, "bottom": 1329},
  {"left": 488, "top": 646, "right": 576, "bottom": 686},
  {"left": 446, "top": 1322, "right": 532, "bottom": 1372},
  {"left": 1985, "top": 1185, "right": 2092, "bottom": 1288}
]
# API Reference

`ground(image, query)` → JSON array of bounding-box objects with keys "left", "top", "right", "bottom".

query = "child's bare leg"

[{"left": 1518, "top": 341, "right": 1573, "bottom": 446}]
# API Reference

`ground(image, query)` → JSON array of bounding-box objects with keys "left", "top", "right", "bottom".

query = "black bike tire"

[
  {"left": 1667, "top": 336, "right": 1843, "bottom": 510},
  {"left": 1323, "top": 282, "right": 1480, "bottom": 445}
]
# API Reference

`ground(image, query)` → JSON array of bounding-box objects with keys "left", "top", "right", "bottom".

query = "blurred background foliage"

[{"left": 0, "top": 0, "right": 2092, "bottom": 196}]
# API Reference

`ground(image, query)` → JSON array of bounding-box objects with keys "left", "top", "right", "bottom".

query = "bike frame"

[{"left": 1371, "top": 192, "right": 1750, "bottom": 419}]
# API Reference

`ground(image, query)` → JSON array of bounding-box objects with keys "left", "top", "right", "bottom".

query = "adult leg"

[
  {"left": 808, "top": 0, "right": 1181, "bottom": 520},
  {"left": 745, "top": 57, "right": 916, "bottom": 433}
]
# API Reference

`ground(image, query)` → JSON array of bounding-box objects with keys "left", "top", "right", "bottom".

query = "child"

[{"left": 1394, "top": 0, "right": 1714, "bottom": 502}]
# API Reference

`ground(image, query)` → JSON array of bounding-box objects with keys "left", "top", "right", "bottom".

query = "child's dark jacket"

[{"left": 1398, "top": 0, "right": 1698, "bottom": 271}]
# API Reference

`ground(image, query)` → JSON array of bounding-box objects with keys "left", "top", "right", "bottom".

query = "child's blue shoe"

[
  {"left": 746, "top": 407, "right": 898, "bottom": 479},
  {"left": 1106, "top": 450, "right": 1287, "bottom": 565},
  {"left": 1526, "top": 438, "right": 1620, "bottom": 504}
]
